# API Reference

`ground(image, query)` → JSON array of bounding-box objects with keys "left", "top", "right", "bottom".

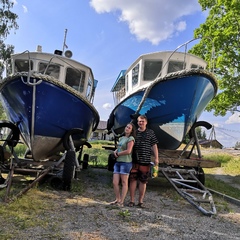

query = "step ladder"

[{"left": 161, "top": 166, "right": 217, "bottom": 216}]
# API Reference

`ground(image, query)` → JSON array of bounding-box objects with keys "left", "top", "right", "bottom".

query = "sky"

[{"left": 5, "top": 0, "right": 240, "bottom": 148}]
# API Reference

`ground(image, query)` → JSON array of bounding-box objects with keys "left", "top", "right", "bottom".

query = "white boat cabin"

[
  {"left": 8, "top": 48, "right": 97, "bottom": 103},
  {"left": 111, "top": 51, "right": 207, "bottom": 105}
]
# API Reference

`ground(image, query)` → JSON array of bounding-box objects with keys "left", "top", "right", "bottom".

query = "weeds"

[
  {"left": 203, "top": 153, "right": 240, "bottom": 174},
  {"left": 118, "top": 209, "right": 130, "bottom": 218},
  {"left": 202, "top": 153, "right": 240, "bottom": 199}
]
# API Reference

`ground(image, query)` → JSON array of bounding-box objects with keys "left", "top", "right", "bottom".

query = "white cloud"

[
  {"left": 90, "top": 0, "right": 200, "bottom": 45},
  {"left": 225, "top": 113, "right": 240, "bottom": 124},
  {"left": 22, "top": 5, "right": 28, "bottom": 13},
  {"left": 213, "top": 123, "right": 223, "bottom": 128},
  {"left": 176, "top": 21, "right": 187, "bottom": 32},
  {"left": 103, "top": 103, "right": 112, "bottom": 110}
]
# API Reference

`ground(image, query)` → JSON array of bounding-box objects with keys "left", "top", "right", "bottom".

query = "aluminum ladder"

[{"left": 161, "top": 166, "right": 217, "bottom": 216}]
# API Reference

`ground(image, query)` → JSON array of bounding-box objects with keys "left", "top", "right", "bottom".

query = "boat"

[
  {"left": 0, "top": 45, "right": 99, "bottom": 161},
  {"left": 107, "top": 39, "right": 218, "bottom": 150}
]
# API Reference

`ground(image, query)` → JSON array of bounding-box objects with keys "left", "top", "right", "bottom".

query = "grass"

[
  {"left": 81, "top": 140, "right": 114, "bottom": 167},
  {"left": 205, "top": 175, "right": 240, "bottom": 199},
  {"left": 203, "top": 153, "right": 240, "bottom": 174},
  {"left": 0, "top": 187, "right": 58, "bottom": 239},
  {"left": 11, "top": 142, "right": 28, "bottom": 157},
  {"left": 202, "top": 152, "right": 240, "bottom": 199}
]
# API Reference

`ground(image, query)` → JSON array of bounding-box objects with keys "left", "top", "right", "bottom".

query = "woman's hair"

[{"left": 127, "top": 122, "right": 136, "bottom": 138}]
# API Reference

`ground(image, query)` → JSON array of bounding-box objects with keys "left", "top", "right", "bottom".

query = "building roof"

[
  {"left": 97, "top": 120, "right": 107, "bottom": 130},
  {"left": 199, "top": 139, "right": 223, "bottom": 147}
]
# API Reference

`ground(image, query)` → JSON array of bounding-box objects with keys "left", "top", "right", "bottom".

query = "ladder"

[{"left": 161, "top": 166, "right": 217, "bottom": 216}]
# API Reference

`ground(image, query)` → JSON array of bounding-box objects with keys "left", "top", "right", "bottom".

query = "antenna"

[{"left": 62, "top": 29, "right": 68, "bottom": 54}]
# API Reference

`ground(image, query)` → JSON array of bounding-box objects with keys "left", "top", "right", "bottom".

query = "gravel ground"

[{"left": 5, "top": 166, "right": 239, "bottom": 240}]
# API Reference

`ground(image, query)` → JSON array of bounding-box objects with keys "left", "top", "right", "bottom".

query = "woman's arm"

[{"left": 114, "top": 140, "right": 134, "bottom": 157}]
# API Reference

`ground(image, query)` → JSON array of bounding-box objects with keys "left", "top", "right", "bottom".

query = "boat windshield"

[
  {"left": 14, "top": 59, "right": 33, "bottom": 72},
  {"left": 167, "top": 60, "right": 186, "bottom": 73},
  {"left": 143, "top": 60, "right": 163, "bottom": 80},
  {"left": 39, "top": 62, "right": 60, "bottom": 79},
  {"left": 65, "top": 67, "right": 85, "bottom": 93}
]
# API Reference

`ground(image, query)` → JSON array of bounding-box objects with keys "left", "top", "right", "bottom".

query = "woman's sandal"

[
  {"left": 109, "top": 200, "right": 118, "bottom": 205},
  {"left": 117, "top": 202, "right": 124, "bottom": 207},
  {"left": 128, "top": 202, "right": 135, "bottom": 207}
]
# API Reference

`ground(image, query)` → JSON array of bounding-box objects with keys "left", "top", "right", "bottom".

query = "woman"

[{"left": 110, "top": 123, "right": 136, "bottom": 207}]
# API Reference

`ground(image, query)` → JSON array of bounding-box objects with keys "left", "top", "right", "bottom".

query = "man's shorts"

[{"left": 129, "top": 163, "right": 151, "bottom": 183}]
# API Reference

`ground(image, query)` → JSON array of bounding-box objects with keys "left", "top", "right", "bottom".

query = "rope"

[{"left": 134, "top": 68, "right": 218, "bottom": 118}]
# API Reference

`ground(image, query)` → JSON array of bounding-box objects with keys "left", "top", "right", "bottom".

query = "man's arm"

[{"left": 152, "top": 144, "right": 159, "bottom": 165}]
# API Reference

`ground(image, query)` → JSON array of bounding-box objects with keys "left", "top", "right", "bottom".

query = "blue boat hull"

[
  {"left": 107, "top": 71, "right": 217, "bottom": 150},
  {"left": 0, "top": 75, "right": 99, "bottom": 160}
]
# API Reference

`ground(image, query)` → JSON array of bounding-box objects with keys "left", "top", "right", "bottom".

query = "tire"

[
  {"left": 107, "top": 112, "right": 114, "bottom": 131},
  {"left": 24, "top": 148, "right": 32, "bottom": 159},
  {"left": 49, "top": 176, "right": 63, "bottom": 190},
  {"left": 0, "top": 121, "right": 20, "bottom": 147},
  {"left": 0, "top": 145, "right": 4, "bottom": 163},
  {"left": 62, "top": 150, "right": 76, "bottom": 191},
  {"left": 82, "top": 153, "right": 89, "bottom": 169},
  {"left": 0, "top": 175, "right": 5, "bottom": 184},
  {"left": 63, "top": 128, "right": 84, "bottom": 151},
  {"left": 195, "top": 167, "right": 205, "bottom": 185}
]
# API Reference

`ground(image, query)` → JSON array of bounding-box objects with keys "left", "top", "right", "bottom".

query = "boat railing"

[
  {"left": 4, "top": 50, "right": 42, "bottom": 86},
  {"left": 156, "top": 37, "right": 215, "bottom": 79},
  {"left": 10, "top": 51, "right": 96, "bottom": 102}
]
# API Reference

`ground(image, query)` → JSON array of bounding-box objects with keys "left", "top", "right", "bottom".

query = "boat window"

[
  {"left": 14, "top": 59, "right": 33, "bottom": 72},
  {"left": 191, "top": 64, "right": 204, "bottom": 69},
  {"left": 126, "top": 74, "right": 128, "bottom": 92},
  {"left": 144, "top": 60, "right": 162, "bottom": 80},
  {"left": 39, "top": 62, "right": 60, "bottom": 79},
  {"left": 86, "top": 76, "right": 93, "bottom": 101},
  {"left": 132, "top": 64, "right": 139, "bottom": 87},
  {"left": 167, "top": 60, "right": 186, "bottom": 73},
  {"left": 65, "top": 68, "right": 85, "bottom": 93}
]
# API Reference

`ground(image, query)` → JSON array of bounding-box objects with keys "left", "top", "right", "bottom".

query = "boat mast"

[{"left": 62, "top": 29, "right": 68, "bottom": 54}]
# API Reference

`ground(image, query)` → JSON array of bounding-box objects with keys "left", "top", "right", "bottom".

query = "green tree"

[
  {"left": 190, "top": 0, "right": 240, "bottom": 116},
  {"left": 0, "top": 103, "right": 6, "bottom": 119},
  {"left": 0, "top": 0, "right": 18, "bottom": 78},
  {"left": 0, "top": 41, "right": 14, "bottom": 79},
  {"left": 196, "top": 127, "right": 207, "bottom": 140},
  {"left": 0, "top": 0, "right": 18, "bottom": 38},
  {"left": 235, "top": 141, "right": 240, "bottom": 149}
]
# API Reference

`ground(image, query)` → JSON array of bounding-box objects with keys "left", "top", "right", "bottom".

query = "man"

[{"left": 129, "top": 115, "right": 159, "bottom": 208}]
